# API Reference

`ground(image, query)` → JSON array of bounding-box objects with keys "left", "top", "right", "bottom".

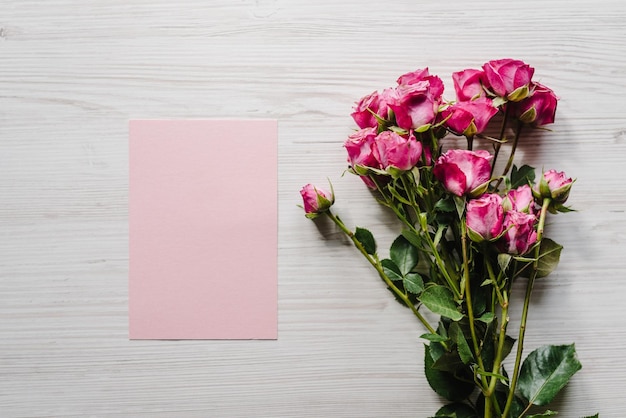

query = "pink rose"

[
  {"left": 396, "top": 68, "right": 431, "bottom": 86},
  {"left": 351, "top": 88, "right": 394, "bottom": 129},
  {"left": 513, "top": 82, "right": 558, "bottom": 126},
  {"left": 373, "top": 131, "right": 422, "bottom": 171},
  {"left": 503, "top": 185, "right": 536, "bottom": 214},
  {"left": 300, "top": 184, "right": 334, "bottom": 216},
  {"left": 452, "top": 69, "right": 487, "bottom": 102},
  {"left": 536, "top": 169, "right": 573, "bottom": 203},
  {"left": 433, "top": 149, "right": 493, "bottom": 197},
  {"left": 482, "top": 58, "right": 534, "bottom": 101},
  {"left": 442, "top": 97, "right": 498, "bottom": 136},
  {"left": 388, "top": 69, "right": 444, "bottom": 130},
  {"left": 344, "top": 127, "right": 379, "bottom": 169},
  {"left": 466, "top": 193, "right": 505, "bottom": 242},
  {"left": 498, "top": 210, "right": 537, "bottom": 255}
]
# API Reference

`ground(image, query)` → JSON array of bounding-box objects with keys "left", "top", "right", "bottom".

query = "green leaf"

[
  {"left": 518, "top": 343, "right": 582, "bottom": 406},
  {"left": 497, "top": 253, "right": 512, "bottom": 272},
  {"left": 511, "top": 164, "right": 536, "bottom": 188},
  {"left": 527, "top": 411, "right": 558, "bottom": 418},
  {"left": 420, "top": 333, "right": 449, "bottom": 343},
  {"left": 477, "top": 312, "right": 494, "bottom": 323},
  {"left": 381, "top": 259, "right": 403, "bottom": 281},
  {"left": 582, "top": 414, "right": 599, "bottom": 418},
  {"left": 420, "top": 285, "right": 463, "bottom": 321},
  {"left": 424, "top": 344, "right": 475, "bottom": 402},
  {"left": 453, "top": 195, "right": 466, "bottom": 219},
  {"left": 403, "top": 272, "right": 424, "bottom": 294},
  {"left": 355, "top": 227, "right": 377, "bottom": 255},
  {"left": 390, "top": 235, "right": 419, "bottom": 275},
  {"left": 432, "top": 350, "right": 464, "bottom": 372},
  {"left": 388, "top": 184, "right": 412, "bottom": 204},
  {"left": 536, "top": 238, "right": 563, "bottom": 278},
  {"left": 401, "top": 228, "right": 427, "bottom": 251},
  {"left": 449, "top": 322, "right": 474, "bottom": 364},
  {"left": 434, "top": 197, "right": 455, "bottom": 213},
  {"left": 433, "top": 402, "right": 478, "bottom": 417}
]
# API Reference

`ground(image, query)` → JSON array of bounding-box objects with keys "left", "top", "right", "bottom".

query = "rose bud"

[
  {"left": 372, "top": 131, "right": 422, "bottom": 173},
  {"left": 466, "top": 193, "right": 505, "bottom": 242},
  {"left": 344, "top": 127, "right": 379, "bottom": 169},
  {"left": 514, "top": 82, "right": 558, "bottom": 126},
  {"left": 433, "top": 149, "right": 493, "bottom": 197},
  {"left": 388, "top": 74, "right": 444, "bottom": 131},
  {"left": 442, "top": 97, "right": 498, "bottom": 137},
  {"left": 535, "top": 169, "right": 573, "bottom": 203},
  {"left": 498, "top": 210, "right": 538, "bottom": 255},
  {"left": 503, "top": 184, "right": 536, "bottom": 214},
  {"left": 482, "top": 58, "right": 535, "bottom": 102},
  {"left": 351, "top": 88, "right": 393, "bottom": 129},
  {"left": 300, "top": 183, "right": 334, "bottom": 218},
  {"left": 452, "top": 68, "right": 488, "bottom": 102}
]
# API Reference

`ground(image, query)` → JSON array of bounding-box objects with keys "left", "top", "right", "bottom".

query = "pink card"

[{"left": 129, "top": 119, "right": 278, "bottom": 339}]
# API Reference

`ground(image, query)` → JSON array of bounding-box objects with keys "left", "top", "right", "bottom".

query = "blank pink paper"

[{"left": 129, "top": 119, "right": 277, "bottom": 339}]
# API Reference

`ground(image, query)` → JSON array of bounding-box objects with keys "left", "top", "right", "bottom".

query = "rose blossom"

[
  {"left": 503, "top": 184, "right": 536, "bottom": 214},
  {"left": 351, "top": 88, "right": 394, "bottom": 129},
  {"left": 433, "top": 149, "right": 493, "bottom": 197},
  {"left": 536, "top": 169, "right": 573, "bottom": 203},
  {"left": 344, "top": 127, "right": 379, "bottom": 169},
  {"left": 466, "top": 193, "right": 505, "bottom": 242},
  {"left": 300, "top": 184, "right": 334, "bottom": 216},
  {"left": 482, "top": 58, "right": 534, "bottom": 101},
  {"left": 387, "top": 69, "right": 444, "bottom": 130},
  {"left": 372, "top": 131, "right": 422, "bottom": 171},
  {"left": 452, "top": 68, "right": 487, "bottom": 102},
  {"left": 513, "top": 82, "right": 558, "bottom": 126},
  {"left": 396, "top": 68, "right": 431, "bottom": 86},
  {"left": 498, "top": 210, "right": 537, "bottom": 255},
  {"left": 442, "top": 97, "right": 498, "bottom": 136}
]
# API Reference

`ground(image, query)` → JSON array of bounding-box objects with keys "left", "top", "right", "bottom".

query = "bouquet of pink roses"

[{"left": 301, "top": 59, "right": 598, "bottom": 418}]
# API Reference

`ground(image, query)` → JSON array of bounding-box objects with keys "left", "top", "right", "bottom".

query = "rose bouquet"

[{"left": 300, "top": 59, "right": 598, "bottom": 417}]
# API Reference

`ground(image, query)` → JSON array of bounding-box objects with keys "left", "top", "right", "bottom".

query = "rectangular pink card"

[{"left": 129, "top": 119, "right": 277, "bottom": 339}]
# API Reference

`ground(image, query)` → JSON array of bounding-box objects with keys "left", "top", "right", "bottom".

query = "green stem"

[
  {"left": 502, "top": 198, "right": 551, "bottom": 417},
  {"left": 485, "top": 289, "right": 509, "bottom": 409},
  {"left": 494, "top": 120, "right": 524, "bottom": 191},
  {"left": 325, "top": 210, "right": 437, "bottom": 335},
  {"left": 490, "top": 105, "right": 510, "bottom": 177},
  {"left": 377, "top": 174, "right": 461, "bottom": 300},
  {"left": 461, "top": 219, "right": 489, "bottom": 393}
]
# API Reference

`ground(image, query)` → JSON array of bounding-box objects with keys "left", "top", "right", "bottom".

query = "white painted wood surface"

[{"left": 1, "top": 1, "right": 625, "bottom": 416}]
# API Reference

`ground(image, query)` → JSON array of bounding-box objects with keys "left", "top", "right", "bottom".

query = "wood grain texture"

[{"left": 1, "top": 0, "right": 625, "bottom": 416}]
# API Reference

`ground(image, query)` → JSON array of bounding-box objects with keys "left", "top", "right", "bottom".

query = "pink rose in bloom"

[
  {"left": 536, "top": 169, "right": 573, "bottom": 203},
  {"left": 442, "top": 97, "right": 498, "bottom": 136},
  {"left": 452, "top": 69, "right": 487, "bottom": 102},
  {"left": 300, "top": 184, "right": 334, "bottom": 216},
  {"left": 482, "top": 58, "right": 534, "bottom": 100},
  {"left": 373, "top": 131, "right": 422, "bottom": 171},
  {"left": 466, "top": 193, "right": 505, "bottom": 242},
  {"left": 344, "top": 127, "right": 379, "bottom": 169},
  {"left": 396, "top": 68, "right": 431, "bottom": 86},
  {"left": 498, "top": 210, "right": 537, "bottom": 255},
  {"left": 514, "top": 83, "right": 558, "bottom": 126},
  {"left": 504, "top": 185, "right": 536, "bottom": 214},
  {"left": 351, "top": 88, "right": 394, "bottom": 129},
  {"left": 388, "top": 70, "right": 444, "bottom": 130},
  {"left": 433, "top": 149, "right": 493, "bottom": 197}
]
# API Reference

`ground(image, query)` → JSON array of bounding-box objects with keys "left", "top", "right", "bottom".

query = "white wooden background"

[{"left": 1, "top": 1, "right": 625, "bottom": 416}]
